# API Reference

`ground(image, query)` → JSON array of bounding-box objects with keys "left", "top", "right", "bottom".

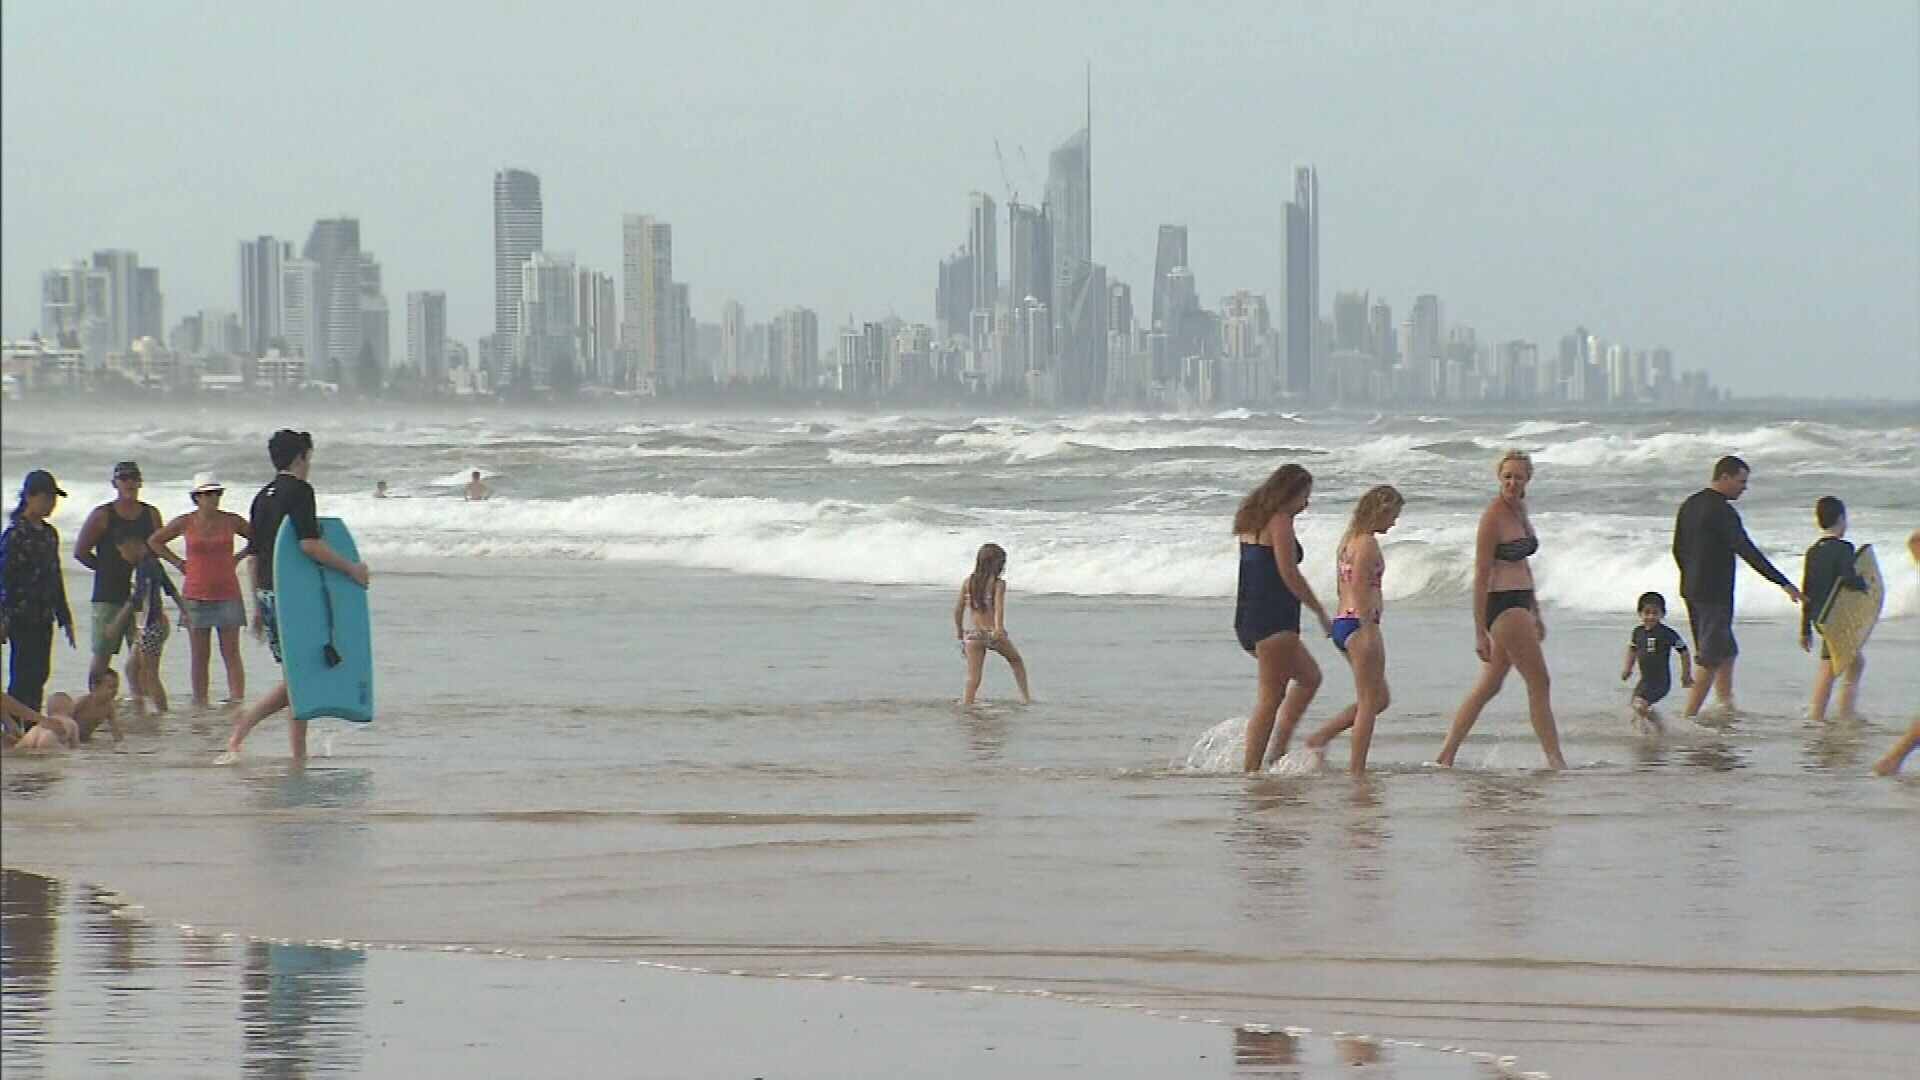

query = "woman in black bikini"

[
  {"left": 1436, "top": 450, "right": 1566, "bottom": 770},
  {"left": 1234, "top": 463, "right": 1334, "bottom": 772}
]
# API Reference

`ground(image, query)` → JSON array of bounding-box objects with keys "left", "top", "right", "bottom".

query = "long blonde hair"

[
  {"left": 1343, "top": 485, "right": 1404, "bottom": 553},
  {"left": 966, "top": 543, "right": 1006, "bottom": 613},
  {"left": 1233, "top": 463, "right": 1313, "bottom": 536}
]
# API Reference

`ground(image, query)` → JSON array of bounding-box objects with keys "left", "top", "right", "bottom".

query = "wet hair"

[
  {"left": 1815, "top": 496, "right": 1845, "bottom": 530},
  {"left": 114, "top": 531, "right": 149, "bottom": 551},
  {"left": 88, "top": 668, "right": 119, "bottom": 691},
  {"left": 1494, "top": 449, "right": 1534, "bottom": 480},
  {"left": 1637, "top": 591, "right": 1666, "bottom": 615},
  {"left": 1712, "top": 455, "right": 1748, "bottom": 481},
  {"left": 269, "top": 429, "right": 314, "bottom": 471},
  {"left": 1233, "top": 463, "right": 1313, "bottom": 536},
  {"left": 966, "top": 543, "right": 1006, "bottom": 613},
  {"left": 1344, "top": 485, "right": 1405, "bottom": 548}
]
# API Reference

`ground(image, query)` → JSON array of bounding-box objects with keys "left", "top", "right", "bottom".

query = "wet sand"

[{"left": 1, "top": 869, "right": 1511, "bottom": 1080}]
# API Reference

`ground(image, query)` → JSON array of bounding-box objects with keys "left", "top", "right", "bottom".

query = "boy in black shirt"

[
  {"left": 1619, "top": 591, "right": 1692, "bottom": 732},
  {"left": 1801, "top": 496, "right": 1869, "bottom": 722},
  {"left": 219, "top": 429, "right": 369, "bottom": 763}
]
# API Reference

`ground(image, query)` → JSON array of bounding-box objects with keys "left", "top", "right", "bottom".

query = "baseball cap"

[
  {"left": 21, "top": 470, "right": 68, "bottom": 498},
  {"left": 189, "top": 472, "right": 225, "bottom": 496},
  {"left": 112, "top": 461, "right": 143, "bottom": 483}
]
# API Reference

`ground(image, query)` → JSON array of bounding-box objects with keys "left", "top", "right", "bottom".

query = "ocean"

[{"left": 4, "top": 403, "right": 1917, "bottom": 1079}]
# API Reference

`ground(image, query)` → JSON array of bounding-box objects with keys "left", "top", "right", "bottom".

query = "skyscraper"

[
  {"left": 518, "top": 252, "right": 578, "bottom": 389},
  {"left": 302, "top": 218, "right": 363, "bottom": 387},
  {"left": 407, "top": 290, "right": 448, "bottom": 384},
  {"left": 969, "top": 193, "right": 998, "bottom": 325},
  {"left": 574, "top": 267, "right": 618, "bottom": 385},
  {"left": 1007, "top": 201, "right": 1051, "bottom": 309},
  {"left": 1045, "top": 116, "right": 1100, "bottom": 405},
  {"left": 1281, "top": 202, "right": 1312, "bottom": 398},
  {"left": 493, "top": 169, "right": 543, "bottom": 377},
  {"left": 279, "top": 258, "right": 320, "bottom": 363},
  {"left": 772, "top": 306, "right": 818, "bottom": 389},
  {"left": 239, "top": 237, "right": 286, "bottom": 357},
  {"left": 1151, "top": 225, "right": 1188, "bottom": 331},
  {"left": 719, "top": 300, "right": 746, "bottom": 381},
  {"left": 1294, "top": 166, "right": 1318, "bottom": 349},
  {"left": 1279, "top": 167, "right": 1319, "bottom": 399},
  {"left": 620, "top": 215, "right": 677, "bottom": 385}
]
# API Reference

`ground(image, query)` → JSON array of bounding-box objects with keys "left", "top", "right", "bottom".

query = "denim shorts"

[{"left": 185, "top": 598, "right": 247, "bottom": 630}]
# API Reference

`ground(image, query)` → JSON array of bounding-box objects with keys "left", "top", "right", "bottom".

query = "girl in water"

[
  {"left": 1234, "top": 463, "right": 1334, "bottom": 772},
  {"left": 953, "top": 543, "right": 1032, "bottom": 706},
  {"left": 1436, "top": 450, "right": 1566, "bottom": 770},
  {"left": 1304, "top": 485, "right": 1404, "bottom": 775}
]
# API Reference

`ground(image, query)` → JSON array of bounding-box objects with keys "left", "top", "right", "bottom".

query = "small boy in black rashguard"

[{"left": 1621, "top": 591, "right": 1692, "bottom": 732}]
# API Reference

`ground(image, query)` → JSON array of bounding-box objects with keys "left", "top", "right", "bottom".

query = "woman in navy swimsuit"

[
  {"left": 1436, "top": 450, "right": 1566, "bottom": 770},
  {"left": 1234, "top": 463, "right": 1334, "bottom": 772}
]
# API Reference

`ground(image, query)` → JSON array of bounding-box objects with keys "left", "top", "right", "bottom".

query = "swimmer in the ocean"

[
  {"left": 1619, "top": 591, "right": 1692, "bottom": 733},
  {"left": 1303, "top": 485, "right": 1403, "bottom": 774},
  {"left": 464, "top": 471, "right": 492, "bottom": 501}
]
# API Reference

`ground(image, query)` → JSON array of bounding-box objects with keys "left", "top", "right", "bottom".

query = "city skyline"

[{"left": 2, "top": 2, "right": 1915, "bottom": 399}]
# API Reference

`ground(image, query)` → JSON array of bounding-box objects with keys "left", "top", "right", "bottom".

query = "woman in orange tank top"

[{"left": 149, "top": 473, "right": 252, "bottom": 709}]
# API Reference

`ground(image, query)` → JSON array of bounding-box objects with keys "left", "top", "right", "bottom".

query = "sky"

[{"left": 3, "top": 0, "right": 1916, "bottom": 399}]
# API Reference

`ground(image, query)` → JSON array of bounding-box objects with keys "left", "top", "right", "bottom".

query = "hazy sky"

[{"left": 4, "top": 1, "right": 1916, "bottom": 398}]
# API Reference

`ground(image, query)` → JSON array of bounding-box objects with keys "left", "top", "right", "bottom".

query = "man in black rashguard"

[
  {"left": 219, "top": 429, "right": 369, "bottom": 763},
  {"left": 1672, "top": 455, "right": 1802, "bottom": 718}
]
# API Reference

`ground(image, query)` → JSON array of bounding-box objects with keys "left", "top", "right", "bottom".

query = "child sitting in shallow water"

[
  {"left": 952, "top": 543, "right": 1032, "bottom": 706},
  {"left": 13, "top": 692, "right": 81, "bottom": 752}
]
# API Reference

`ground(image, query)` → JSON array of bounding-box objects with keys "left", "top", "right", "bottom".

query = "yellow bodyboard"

[{"left": 1815, "top": 545, "right": 1883, "bottom": 675}]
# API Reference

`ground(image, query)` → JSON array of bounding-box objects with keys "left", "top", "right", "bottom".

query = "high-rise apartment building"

[
  {"left": 772, "top": 306, "right": 818, "bottom": 389},
  {"left": 518, "top": 252, "right": 577, "bottom": 388},
  {"left": 406, "top": 290, "right": 448, "bottom": 385},
  {"left": 493, "top": 169, "right": 543, "bottom": 377},
  {"left": 239, "top": 237, "right": 286, "bottom": 357},
  {"left": 1007, "top": 201, "right": 1051, "bottom": 310},
  {"left": 574, "top": 267, "right": 618, "bottom": 385},
  {"left": 302, "top": 218, "right": 363, "bottom": 386},
  {"left": 621, "top": 215, "right": 679, "bottom": 385},
  {"left": 279, "top": 258, "right": 320, "bottom": 363},
  {"left": 969, "top": 193, "right": 998, "bottom": 320},
  {"left": 719, "top": 300, "right": 747, "bottom": 382},
  {"left": 1151, "top": 226, "right": 1188, "bottom": 332},
  {"left": 1280, "top": 167, "right": 1319, "bottom": 399}
]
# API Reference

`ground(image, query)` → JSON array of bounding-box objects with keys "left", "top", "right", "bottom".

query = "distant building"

[
  {"left": 518, "top": 252, "right": 577, "bottom": 389},
  {"left": 238, "top": 237, "right": 287, "bottom": 357},
  {"left": 1280, "top": 167, "right": 1318, "bottom": 398},
  {"left": 621, "top": 215, "right": 679, "bottom": 386},
  {"left": 279, "top": 258, "right": 321, "bottom": 363},
  {"left": 406, "top": 290, "right": 448, "bottom": 385},
  {"left": 1151, "top": 226, "right": 1188, "bottom": 332},
  {"left": 574, "top": 267, "right": 618, "bottom": 385},
  {"left": 302, "top": 218, "right": 364, "bottom": 387},
  {"left": 772, "top": 306, "right": 818, "bottom": 389},
  {"left": 493, "top": 168, "right": 543, "bottom": 378},
  {"left": 969, "top": 192, "right": 998, "bottom": 336}
]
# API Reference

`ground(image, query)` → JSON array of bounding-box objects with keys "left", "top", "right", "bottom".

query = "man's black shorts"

[{"left": 1687, "top": 601, "right": 1737, "bottom": 668}]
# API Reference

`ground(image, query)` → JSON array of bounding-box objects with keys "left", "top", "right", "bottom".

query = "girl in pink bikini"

[{"left": 1305, "top": 485, "right": 1403, "bottom": 774}]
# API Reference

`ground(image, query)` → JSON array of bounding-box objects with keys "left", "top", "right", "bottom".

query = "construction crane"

[{"left": 993, "top": 139, "right": 1017, "bottom": 207}]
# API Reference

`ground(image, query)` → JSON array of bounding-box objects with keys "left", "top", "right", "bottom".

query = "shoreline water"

[
  {"left": 4, "top": 407, "right": 1917, "bottom": 1078},
  {"left": 6, "top": 559, "right": 1917, "bottom": 1080}
]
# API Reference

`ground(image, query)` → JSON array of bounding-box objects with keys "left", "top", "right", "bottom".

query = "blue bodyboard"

[{"left": 273, "top": 517, "right": 374, "bottom": 723}]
